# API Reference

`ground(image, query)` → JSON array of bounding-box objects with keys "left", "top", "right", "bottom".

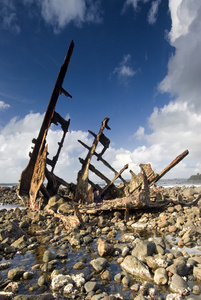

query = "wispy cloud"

[
  {"left": 123, "top": 0, "right": 161, "bottom": 25},
  {"left": 112, "top": 54, "right": 136, "bottom": 85},
  {"left": 147, "top": 0, "right": 161, "bottom": 25},
  {"left": 0, "top": 0, "right": 102, "bottom": 34},
  {"left": 0, "top": 101, "right": 10, "bottom": 111},
  {"left": 0, "top": 0, "right": 21, "bottom": 34},
  {"left": 123, "top": 0, "right": 149, "bottom": 12},
  {"left": 39, "top": 0, "right": 102, "bottom": 33}
]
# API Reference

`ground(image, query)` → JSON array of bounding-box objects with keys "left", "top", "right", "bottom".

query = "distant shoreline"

[{"left": 1, "top": 178, "right": 201, "bottom": 189}]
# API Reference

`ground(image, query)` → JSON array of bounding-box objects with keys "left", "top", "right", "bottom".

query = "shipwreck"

[{"left": 17, "top": 41, "right": 190, "bottom": 228}]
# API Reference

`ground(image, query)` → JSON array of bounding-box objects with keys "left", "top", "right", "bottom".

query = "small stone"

[
  {"left": 43, "top": 250, "right": 56, "bottom": 262},
  {"left": 8, "top": 267, "right": 25, "bottom": 281},
  {"left": 84, "top": 281, "right": 98, "bottom": 293},
  {"left": 23, "top": 271, "right": 34, "bottom": 280},
  {"left": 192, "top": 285, "right": 200, "bottom": 295},
  {"left": 38, "top": 275, "right": 48, "bottom": 287},
  {"left": 154, "top": 268, "right": 168, "bottom": 285},
  {"left": 169, "top": 225, "right": 177, "bottom": 233},
  {"left": 101, "top": 270, "right": 111, "bottom": 281},
  {"left": 73, "top": 261, "right": 85, "bottom": 270},
  {"left": 90, "top": 257, "right": 108, "bottom": 273},
  {"left": 122, "top": 274, "right": 131, "bottom": 286}
]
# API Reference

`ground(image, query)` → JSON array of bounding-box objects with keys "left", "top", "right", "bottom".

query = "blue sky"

[{"left": 0, "top": 0, "right": 201, "bottom": 183}]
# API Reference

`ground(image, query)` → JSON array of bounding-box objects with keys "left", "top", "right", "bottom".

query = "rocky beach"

[{"left": 1, "top": 185, "right": 201, "bottom": 300}]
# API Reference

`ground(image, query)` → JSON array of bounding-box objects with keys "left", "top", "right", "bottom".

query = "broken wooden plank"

[
  {"left": 78, "top": 139, "right": 127, "bottom": 184},
  {"left": 100, "top": 164, "right": 129, "bottom": 196},
  {"left": 17, "top": 40, "right": 74, "bottom": 207},
  {"left": 79, "top": 157, "right": 111, "bottom": 184},
  {"left": 126, "top": 150, "right": 189, "bottom": 196},
  {"left": 75, "top": 118, "right": 111, "bottom": 203},
  {"left": 153, "top": 149, "right": 189, "bottom": 183}
]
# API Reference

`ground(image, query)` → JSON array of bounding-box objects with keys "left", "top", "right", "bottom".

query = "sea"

[{"left": 1, "top": 178, "right": 201, "bottom": 188}]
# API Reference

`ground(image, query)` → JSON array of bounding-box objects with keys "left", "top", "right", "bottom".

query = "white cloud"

[
  {"left": 112, "top": 54, "right": 136, "bottom": 85},
  {"left": 168, "top": 0, "right": 199, "bottom": 43},
  {"left": 0, "top": 0, "right": 102, "bottom": 34},
  {"left": 33, "top": 0, "right": 102, "bottom": 33},
  {"left": 0, "top": 112, "right": 94, "bottom": 183},
  {"left": 132, "top": 0, "right": 201, "bottom": 179},
  {"left": 0, "top": 101, "right": 10, "bottom": 111},
  {"left": 147, "top": 0, "right": 161, "bottom": 25},
  {"left": 158, "top": 0, "right": 201, "bottom": 114}
]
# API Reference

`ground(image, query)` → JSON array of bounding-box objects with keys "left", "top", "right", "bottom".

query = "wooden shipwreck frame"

[{"left": 17, "top": 41, "right": 189, "bottom": 224}]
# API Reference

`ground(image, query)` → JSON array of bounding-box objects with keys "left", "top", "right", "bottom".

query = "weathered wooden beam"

[
  {"left": 75, "top": 118, "right": 110, "bottom": 202},
  {"left": 100, "top": 164, "right": 129, "bottom": 196},
  {"left": 79, "top": 157, "right": 111, "bottom": 184},
  {"left": 78, "top": 140, "right": 127, "bottom": 184},
  {"left": 17, "top": 40, "right": 74, "bottom": 206},
  {"left": 88, "top": 130, "right": 110, "bottom": 160},
  {"left": 154, "top": 150, "right": 189, "bottom": 183},
  {"left": 126, "top": 150, "right": 189, "bottom": 196}
]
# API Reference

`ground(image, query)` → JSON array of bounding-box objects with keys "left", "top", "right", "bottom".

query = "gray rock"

[
  {"left": 73, "top": 261, "right": 85, "bottom": 270},
  {"left": 69, "top": 236, "right": 81, "bottom": 246},
  {"left": 169, "top": 274, "right": 190, "bottom": 296},
  {"left": 23, "top": 272, "right": 33, "bottom": 280},
  {"left": 83, "top": 235, "right": 93, "bottom": 244},
  {"left": 84, "top": 281, "right": 98, "bottom": 292},
  {"left": 121, "top": 255, "right": 153, "bottom": 280},
  {"left": 90, "top": 257, "right": 108, "bottom": 273},
  {"left": 133, "top": 294, "right": 146, "bottom": 300},
  {"left": 97, "top": 238, "right": 114, "bottom": 257},
  {"left": 114, "top": 243, "right": 130, "bottom": 257},
  {"left": 43, "top": 250, "right": 56, "bottom": 262},
  {"left": 122, "top": 274, "right": 131, "bottom": 286},
  {"left": 167, "top": 257, "right": 189, "bottom": 276},
  {"left": 192, "top": 285, "right": 200, "bottom": 295},
  {"left": 114, "top": 273, "right": 123, "bottom": 283},
  {"left": 11, "top": 235, "right": 28, "bottom": 250},
  {"left": 131, "top": 222, "right": 147, "bottom": 231},
  {"left": 0, "top": 221, "right": 26, "bottom": 242},
  {"left": 38, "top": 275, "right": 48, "bottom": 287},
  {"left": 193, "top": 266, "right": 201, "bottom": 281},
  {"left": 8, "top": 267, "right": 25, "bottom": 281},
  {"left": 0, "top": 262, "right": 11, "bottom": 270},
  {"left": 154, "top": 267, "right": 168, "bottom": 285},
  {"left": 41, "top": 260, "right": 58, "bottom": 272},
  {"left": 101, "top": 270, "right": 111, "bottom": 281},
  {"left": 120, "top": 233, "right": 138, "bottom": 243},
  {"left": 0, "top": 292, "right": 13, "bottom": 300},
  {"left": 131, "top": 238, "right": 156, "bottom": 261},
  {"left": 91, "top": 294, "right": 106, "bottom": 300},
  {"left": 146, "top": 254, "right": 169, "bottom": 270},
  {"left": 57, "top": 203, "right": 73, "bottom": 214},
  {"left": 56, "top": 249, "right": 68, "bottom": 259}
]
